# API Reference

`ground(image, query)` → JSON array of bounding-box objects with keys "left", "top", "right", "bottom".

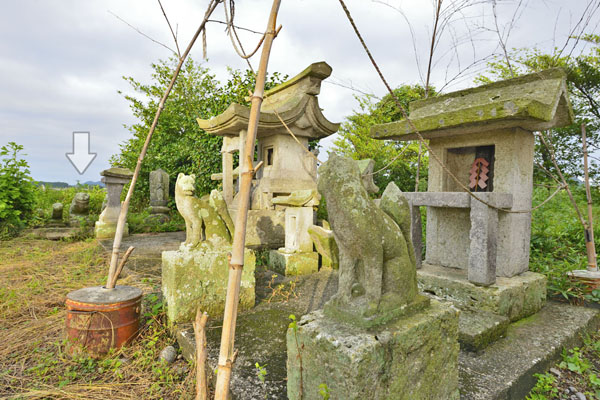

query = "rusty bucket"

[{"left": 65, "top": 285, "right": 143, "bottom": 357}]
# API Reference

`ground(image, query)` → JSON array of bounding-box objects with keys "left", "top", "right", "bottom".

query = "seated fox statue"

[
  {"left": 318, "top": 155, "right": 426, "bottom": 327},
  {"left": 175, "top": 173, "right": 235, "bottom": 247}
]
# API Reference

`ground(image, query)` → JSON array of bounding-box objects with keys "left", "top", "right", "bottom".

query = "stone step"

[{"left": 459, "top": 309, "right": 509, "bottom": 352}]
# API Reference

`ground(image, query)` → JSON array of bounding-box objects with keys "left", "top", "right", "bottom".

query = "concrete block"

[
  {"left": 458, "top": 309, "right": 509, "bottom": 352},
  {"left": 268, "top": 250, "right": 318, "bottom": 276},
  {"left": 287, "top": 301, "right": 460, "bottom": 400},
  {"left": 162, "top": 243, "right": 255, "bottom": 324}
]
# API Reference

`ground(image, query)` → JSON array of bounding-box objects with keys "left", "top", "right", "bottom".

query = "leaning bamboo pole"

[
  {"left": 106, "top": 0, "right": 220, "bottom": 288},
  {"left": 582, "top": 124, "right": 598, "bottom": 271},
  {"left": 213, "top": 1, "right": 281, "bottom": 397}
]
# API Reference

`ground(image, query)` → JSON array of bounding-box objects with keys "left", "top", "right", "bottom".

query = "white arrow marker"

[{"left": 66, "top": 131, "right": 97, "bottom": 174}]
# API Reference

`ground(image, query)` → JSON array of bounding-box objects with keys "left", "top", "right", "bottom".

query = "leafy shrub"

[
  {"left": 31, "top": 184, "right": 106, "bottom": 227},
  {"left": 0, "top": 142, "right": 36, "bottom": 238}
]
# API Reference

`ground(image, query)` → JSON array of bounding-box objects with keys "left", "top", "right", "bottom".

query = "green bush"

[
  {"left": 0, "top": 143, "right": 36, "bottom": 238},
  {"left": 32, "top": 184, "right": 106, "bottom": 227}
]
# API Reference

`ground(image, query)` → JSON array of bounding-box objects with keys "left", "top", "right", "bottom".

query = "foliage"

[
  {"left": 526, "top": 372, "right": 558, "bottom": 400},
  {"left": 528, "top": 186, "right": 600, "bottom": 301},
  {"left": 32, "top": 184, "right": 105, "bottom": 224},
  {"left": 0, "top": 142, "right": 37, "bottom": 238},
  {"left": 333, "top": 85, "right": 433, "bottom": 195},
  {"left": 111, "top": 56, "right": 286, "bottom": 210},
  {"left": 477, "top": 35, "right": 600, "bottom": 182}
]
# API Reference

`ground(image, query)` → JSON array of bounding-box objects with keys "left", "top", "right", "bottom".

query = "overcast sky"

[{"left": 1, "top": 0, "right": 598, "bottom": 184}]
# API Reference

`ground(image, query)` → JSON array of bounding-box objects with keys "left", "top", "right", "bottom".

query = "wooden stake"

[
  {"left": 108, "top": 246, "right": 135, "bottom": 288},
  {"left": 193, "top": 309, "right": 209, "bottom": 400},
  {"left": 213, "top": 1, "right": 281, "bottom": 398},
  {"left": 105, "top": 0, "right": 220, "bottom": 289},
  {"left": 582, "top": 124, "right": 597, "bottom": 271}
]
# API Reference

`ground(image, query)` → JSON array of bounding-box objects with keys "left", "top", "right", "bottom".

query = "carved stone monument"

[
  {"left": 148, "top": 168, "right": 170, "bottom": 223},
  {"left": 287, "top": 155, "right": 459, "bottom": 400},
  {"left": 162, "top": 173, "right": 255, "bottom": 324},
  {"left": 94, "top": 167, "right": 133, "bottom": 239}
]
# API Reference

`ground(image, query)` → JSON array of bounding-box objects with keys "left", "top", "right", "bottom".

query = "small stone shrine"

[
  {"left": 46, "top": 203, "right": 65, "bottom": 227},
  {"left": 147, "top": 168, "right": 170, "bottom": 223},
  {"left": 69, "top": 193, "right": 90, "bottom": 226},
  {"left": 370, "top": 69, "right": 574, "bottom": 348},
  {"left": 161, "top": 173, "right": 255, "bottom": 325},
  {"left": 197, "top": 62, "right": 339, "bottom": 275},
  {"left": 287, "top": 155, "right": 459, "bottom": 400},
  {"left": 95, "top": 167, "right": 134, "bottom": 239}
]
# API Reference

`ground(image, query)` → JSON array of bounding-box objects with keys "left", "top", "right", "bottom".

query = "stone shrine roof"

[
  {"left": 100, "top": 167, "right": 134, "bottom": 179},
  {"left": 196, "top": 62, "right": 339, "bottom": 139},
  {"left": 370, "top": 68, "right": 574, "bottom": 141}
]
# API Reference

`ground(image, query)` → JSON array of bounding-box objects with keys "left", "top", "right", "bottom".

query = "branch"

[
  {"left": 107, "top": 10, "right": 178, "bottom": 55},
  {"left": 157, "top": 0, "right": 181, "bottom": 58}
]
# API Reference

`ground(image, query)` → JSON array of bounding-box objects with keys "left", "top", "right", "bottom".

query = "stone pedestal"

[
  {"left": 268, "top": 249, "right": 318, "bottom": 276},
  {"left": 162, "top": 243, "right": 255, "bottom": 324},
  {"left": 418, "top": 263, "right": 546, "bottom": 322},
  {"left": 287, "top": 300, "right": 460, "bottom": 400},
  {"left": 95, "top": 167, "right": 133, "bottom": 239}
]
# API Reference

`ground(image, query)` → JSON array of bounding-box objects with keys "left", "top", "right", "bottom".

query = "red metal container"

[{"left": 65, "top": 285, "right": 143, "bottom": 357}]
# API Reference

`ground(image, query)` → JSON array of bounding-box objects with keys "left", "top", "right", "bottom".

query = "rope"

[
  {"left": 223, "top": 0, "right": 264, "bottom": 72},
  {"left": 337, "top": 0, "right": 562, "bottom": 214}
]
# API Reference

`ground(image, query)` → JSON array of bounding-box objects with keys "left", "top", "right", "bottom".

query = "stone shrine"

[
  {"left": 197, "top": 62, "right": 339, "bottom": 275},
  {"left": 370, "top": 68, "right": 574, "bottom": 348},
  {"left": 94, "top": 167, "right": 134, "bottom": 239},
  {"left": 287, "top": 155, "right": 459, "bottom": 400}
]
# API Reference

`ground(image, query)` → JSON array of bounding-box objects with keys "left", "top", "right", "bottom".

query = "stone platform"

[
  {"left": 418, "top": 263, "right": 546, "bottom": 321},
  {"left": 174, "top": 269, "right": 599, "bottom": 399},
  {"left": 268, "top": 250, "right": 318, "bottom": 276},
  {"left": 98, "top": 231, "right": 185, "bottom": 272}
]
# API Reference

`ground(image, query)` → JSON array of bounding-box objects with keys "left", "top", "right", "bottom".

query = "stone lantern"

[{"left": 95, "top": 167, "right": 134, "bottom": 239}]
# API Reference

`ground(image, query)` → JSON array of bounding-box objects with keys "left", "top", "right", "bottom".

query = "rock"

[
  {"left": 159, "top": 345, "right": 177, "bottom": 364},
  {"left": 51, "top": 203, "right": 63, "bottom": 220},
  {"left": 549, "top": 367, "right": 561, "bottom": 377},
  {"left": 575, "top": 392, "right": 586, "bottom": 400},
  {"left": 307, "top": 224, "right": 339, "bottom": 270},
  {"left": 569, "top": 386, "right": 577, "bottom": 394}
]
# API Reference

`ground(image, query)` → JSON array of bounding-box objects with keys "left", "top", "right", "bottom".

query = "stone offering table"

[{"left": 95, "top": 167, "right": 133, "bottom": 239}]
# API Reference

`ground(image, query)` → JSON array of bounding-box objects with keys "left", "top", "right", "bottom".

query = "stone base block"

[
  {"left": 418, "top": 263, "right": 546, "bottom": 321},
  {"left": 144, "top": 213, "right": 171, "bottom": 225},
  {"left": 287, "top": 300, "right": 460, "bottom": 400},
  {"left": 24, "top": 227, "right": 83, "bottom": 240},
  {"left": 268, "top": 250, "right": 318, "bottom": 276},
  {"left": 458, "top": 309, "right": 509, "bottom": 352},
  {"left": 162, "top": 243, "right": 255, "bottom": 324},
  {"left": 95, "top": 221, "right": 129, "bottom": 239}
]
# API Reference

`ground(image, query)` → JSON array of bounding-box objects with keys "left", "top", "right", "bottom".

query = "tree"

[
  {"left": 477, "top": 35, "right": 600, "bottom": 183},
  {"left": 111, "top": 56, "right": 285, "bottom": 209},
  {"left": 333, "top": 84, "right": 433, "bottom": 194},
  {"left": 0, "top": 142, "right": 36, "bottom": 238}
]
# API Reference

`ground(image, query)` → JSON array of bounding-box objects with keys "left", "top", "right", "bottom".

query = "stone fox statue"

[
  {"left": 175, "top": 173, "right": 235, "bottom": 247},
  {"left": 318, "top": 155, "right": 418, "bottom": 319}
]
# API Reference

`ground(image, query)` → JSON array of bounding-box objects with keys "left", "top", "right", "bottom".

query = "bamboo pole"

[
  {"left": 105, "top": 0, "right": 220, "bottom": 289},
  {"left": 193, "top": 309, "right": 209, "bottom": 400},
  {"left": 582, "top": 124, "right": 598, "bottom": 271},
  {"left": 213, "top": 1, "right": 281, "bottom": 398}
]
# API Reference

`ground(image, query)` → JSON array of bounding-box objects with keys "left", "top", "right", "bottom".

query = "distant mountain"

[
  {"left": 82, "top": 181, "right": 105, "bottom": 187},
  {"left": 36, "top": 181, "right": 70, "bottom": 188},
  {"left": 35, "top": 181, "right": 105, "bottom": 188}
]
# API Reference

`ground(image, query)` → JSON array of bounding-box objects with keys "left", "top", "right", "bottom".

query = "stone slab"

[
  {"left": 23, "top": 227, "right": 83, "bottom": 240},
  {"left": 418, "top": 263, "right": 546, "bottom": 321},
  {"left": 460, "top": 302, "right": 600, "bottom": 400},
  {"left": 268, "top": 250, "right": 318, "bottom": 276},
  {"left": 162, "top": 243, "right": 255, "bottom": 324},
  {"left": 458, "top": 309, "right": 509, "bottom": 352},
  {"left": 174, "top": 268, "right": 600, "bottom": 400},
  {"left": 287, "top": 300, "right": 460, "bottom": 400}
]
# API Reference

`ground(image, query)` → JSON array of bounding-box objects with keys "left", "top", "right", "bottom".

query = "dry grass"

[{"left": 0, "top": 238, "right": 197, "bottom": 399}]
